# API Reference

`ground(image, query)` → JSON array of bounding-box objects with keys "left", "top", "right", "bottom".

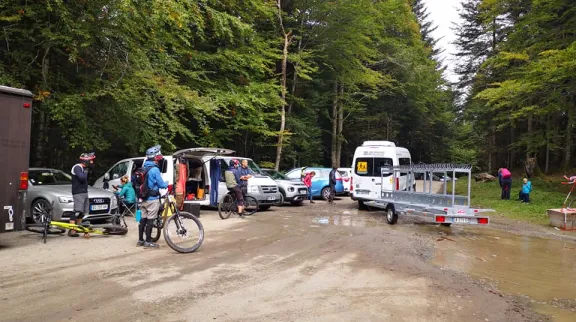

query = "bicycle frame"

[{"left": 47, "top": 221, "right": 109, "bottom": 235}]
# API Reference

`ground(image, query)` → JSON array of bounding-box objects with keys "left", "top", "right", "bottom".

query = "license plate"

[
  {"left": 267, "top": 197, "right": 277, "bottom": 201},
  {"left": 5, "top": 223, "right": 14, "bottom": 230},
  {"left": 454, "top": 217, "right": 470, "bottom": 223},
  {"left": 357, "top": 190, "right": 369, "bottom": 194},
  {"left": 299, "top": 189, "right": 307, "bottom": 194},
  {"left": 91, "top": 204, "right": 109, "bottom": 211}
]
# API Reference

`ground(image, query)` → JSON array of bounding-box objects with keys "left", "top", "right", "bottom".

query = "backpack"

[{"left": 133, "top": 166, "right": 153, "bottom": 199}]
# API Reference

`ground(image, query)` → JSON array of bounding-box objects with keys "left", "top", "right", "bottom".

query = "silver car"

[
  {"left": 260, "top": 168, "right": 309, "bottom": 205},
  {"left": 26, "top": 168, "right": 118, "bottom": 223}
]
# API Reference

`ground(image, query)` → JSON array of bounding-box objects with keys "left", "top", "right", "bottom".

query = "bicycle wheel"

[
  {"left": 150, "top": 215, "right": 167, "bottom": 242},
  {"left": 99, "top": 225, "right": 128, "bottom": 235},
  {"left": 218, "top": 194, "right": 235, "bottom": 220},
  {"left": 25, "top": 223, "right": 66, "bottom": 235},
  {"left": 164, "top": 212, "right": 204, "bottom": 253},
  {"left": 243, "top": 196, "right": 259, "bottom": 216}
]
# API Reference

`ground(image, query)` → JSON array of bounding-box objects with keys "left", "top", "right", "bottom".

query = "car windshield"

[
  {"left": 239, "top": 159, "right": 263, "bottom": 174},
  {"left": 29, "top": 170, "right": 72, "bottom": 185},
  {"left": 264, "top": 169, "right": 288, "bottom": 180}
]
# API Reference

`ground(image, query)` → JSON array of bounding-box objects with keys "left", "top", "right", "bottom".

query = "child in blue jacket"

[{"left": 519, "top": 178, "right": 532, "bottom": 203}]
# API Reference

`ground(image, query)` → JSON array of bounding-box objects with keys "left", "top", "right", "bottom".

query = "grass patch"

[{"left": 455, "top": 175, "right": 569, "bottom": 225}]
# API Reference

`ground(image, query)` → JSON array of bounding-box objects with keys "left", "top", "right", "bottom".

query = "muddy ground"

[{"left": 0, "top": 197, "right": 573, "bottom": 322}]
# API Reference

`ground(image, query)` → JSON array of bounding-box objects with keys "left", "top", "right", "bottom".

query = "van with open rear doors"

[{"left": 93, "top": 148, "right": 281, "bottom": 210}]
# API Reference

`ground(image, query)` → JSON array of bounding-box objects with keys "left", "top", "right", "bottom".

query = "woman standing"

[
  {"left": 303, "top": 171, "right": 315, "bottom": 204},
  {"left": 498, "top": 168, "right": 512, "bottom": 200}
]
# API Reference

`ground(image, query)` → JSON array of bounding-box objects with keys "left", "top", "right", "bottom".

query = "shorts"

[
  {"left": 229, "top": 186, "right": 244, "bottom": 206},
  {"left": 72, "top": 193, "right": 89, "bottom": 217},
  {"left": 141, "top": 200, "right": 161, "bottom": 220}
]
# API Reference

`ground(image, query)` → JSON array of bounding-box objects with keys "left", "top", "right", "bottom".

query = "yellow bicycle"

[{"left": 24, "top": 202, "right": 127, "bottom": 243}]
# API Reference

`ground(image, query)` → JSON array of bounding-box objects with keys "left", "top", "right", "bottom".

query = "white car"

[{"left": 338, "top": 167, "right": 352, "bottom": 194}]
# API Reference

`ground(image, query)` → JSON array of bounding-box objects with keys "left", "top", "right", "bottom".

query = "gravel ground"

[{"left": 0, "top": 198, "right": 552, "bottom": 322}]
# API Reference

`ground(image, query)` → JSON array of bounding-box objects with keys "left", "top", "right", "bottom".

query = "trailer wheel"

[
  {"left": 386, "top": 205, "right": 398, "bottom": 225},
  {"left": 441, "top": 223, "right": 452, "bottom": 227}
]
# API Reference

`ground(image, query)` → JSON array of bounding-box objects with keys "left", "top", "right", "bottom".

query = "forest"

[{"left": 0, "top": 0, "right": 574, "bottom": 174}]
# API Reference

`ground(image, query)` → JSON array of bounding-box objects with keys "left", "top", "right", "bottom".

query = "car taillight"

[
  {"left": 396, "top": 178, "right": 399, "bottom": 191},
  {"left": 350, "top": 177, "right": 353, "bottom": 191},
  {"left": 19, "top": 172, "right": 28, "bottom": 190}
]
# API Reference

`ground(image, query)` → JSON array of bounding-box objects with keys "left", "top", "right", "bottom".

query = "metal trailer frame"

[{"left": 364, "top": 163, "right": 493, "bottom": 226}]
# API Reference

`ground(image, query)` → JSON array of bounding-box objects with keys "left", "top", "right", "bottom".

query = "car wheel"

[
  {"left": 321, "top": 187, "right": 331, "bottom": 200},
  {"left": 278, "top": 190, "right": 286, "bottom": 206},
  {"left": 31, "top": 198, "right": 51, "bottom": 224}
]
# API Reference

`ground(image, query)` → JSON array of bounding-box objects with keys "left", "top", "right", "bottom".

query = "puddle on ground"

[
  {"left": 430, "top": 226, "right": 576, "bottom": 321},
  {"left": 312, "top": 211, "right": 386, "bottom": 228}
]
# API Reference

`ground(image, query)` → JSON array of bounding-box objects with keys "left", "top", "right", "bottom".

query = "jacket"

[
  {"left": 116, "top": 182, "right": 137, "bottom": 204},
  {"left": 329, "top": 168, "right": 337, "bottom": 186},
  {"left": 71, "top": 163, "right": 89, "bottom": 195},
  {"left": 143, "top": 160, "right": 168, "bottom": 201},
  {"left": 225, "top": 167, "right": 239, "bottom": 189},
  {"left": 303, "top": 173, "right": 313, "bottom": 188},
  {"left": 238, "top": 166, "right": 254, "bottom": 187},
  {"left": 522, "top": 181, "right": 532, "bottom": 194}
]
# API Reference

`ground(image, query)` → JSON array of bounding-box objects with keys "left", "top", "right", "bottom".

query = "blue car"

[{"left": 285, "top": 167, "right": 344, "bottom": 200}]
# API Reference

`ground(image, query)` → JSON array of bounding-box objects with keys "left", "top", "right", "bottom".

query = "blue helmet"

[{"left": 146, "top": 145, "right": 163, "bottom": 161}]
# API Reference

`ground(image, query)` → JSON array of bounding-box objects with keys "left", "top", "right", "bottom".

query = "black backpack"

[{"left": 133, "top": 166, "right": 153, "bottom": 199}]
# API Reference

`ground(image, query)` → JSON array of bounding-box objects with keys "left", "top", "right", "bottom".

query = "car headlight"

[
  {"left": 249, "top": 186, "right": 260, "bottom": 193},
  {"left": 58, "top": 196, "right": 74, "bottom": 203},
  {"left": 288, "top": 187, "right": 295, "bottom": 192},
  {"left": 110, "top": 197, "right": 118, "bottom": 208}
]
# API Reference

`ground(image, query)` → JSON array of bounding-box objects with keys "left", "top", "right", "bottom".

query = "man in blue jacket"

[
  {"left": 69, "top": 152, "right": 95, "bottom": 237},
  {"left": 138, "top": 145, "right": 168, "bottom": 248}
]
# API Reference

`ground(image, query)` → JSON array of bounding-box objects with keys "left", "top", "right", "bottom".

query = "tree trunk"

[
  {"left": 335, "top": 85, "right": 344, "bottom": 168},
  {"left": 33, "top": 107, "right": 46, "bottom": 167},
  {"left": 287, "top": 14, "right": 305, "bottom": 115},
  {"left": 526, "top": 114, "right": 533, "bottom": 160},
  {"left": 330, "top": 81, "right": 339, "bottom": 167},
  {"left": 509, "top": 124, "right": 514, "bottom": 168},
  {"left": 564, "top": 108, "right": 573, "bottom": 169},
  {"left": 274, "top": 0, "right": 292, "bottom": 171}
]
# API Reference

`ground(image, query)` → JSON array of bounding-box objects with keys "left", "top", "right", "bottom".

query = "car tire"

[
  {"left": 321, "top": 187, "right": 331, "bottom": 201},
  {"left": 31, "top": 198, "right": 51, "bottom": 224},
  {"left": 278, "top": 190, "right": 286, "bottom": 206},
  {"left": 259, "top": 205, "right": 271, "bottom": 211},
  {"left": 290, "top": 200, "right": 303, "bottom": 206}
]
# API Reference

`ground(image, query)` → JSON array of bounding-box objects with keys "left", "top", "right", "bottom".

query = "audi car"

[{"left": 25, "top": 168, "right": 118, "bottom": 224}]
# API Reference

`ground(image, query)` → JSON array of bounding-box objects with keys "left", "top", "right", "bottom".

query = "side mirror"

[
  {"left": 104, "top": 173, "right": 110, "bottom": 181},
  {"left": 112, "top": 173, "right": 119, "bottom": 179}
]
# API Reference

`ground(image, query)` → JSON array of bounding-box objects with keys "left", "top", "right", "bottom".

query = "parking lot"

[{"left": 0, "top": 200, "right": 549, "bottom": 322}]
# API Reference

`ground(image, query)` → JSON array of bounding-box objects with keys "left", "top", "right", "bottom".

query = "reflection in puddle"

[
  {"left": 431, "top": 227, "right": 576, "bottom": 321},
  {"left": 312, "top": 211, "right": 385, "bottom": 228}
]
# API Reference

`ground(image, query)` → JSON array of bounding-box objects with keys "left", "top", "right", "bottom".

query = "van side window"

[
  {"left": 109, "top": 161, "right": 129, "bottom": 179},
  {"left": 399, "top": 158, "right": 411, "bottom": 166}
]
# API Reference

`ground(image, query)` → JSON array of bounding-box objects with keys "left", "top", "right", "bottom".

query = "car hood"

[
  {"left": 30, "top": 185, "right": 114, "bottom": 198},
  {"left": 276, "top": 179, "right": 306, "bottom": 186}
]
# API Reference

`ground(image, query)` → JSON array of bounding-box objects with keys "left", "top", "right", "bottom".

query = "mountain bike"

[
  {"left": 24, "top": 202, "right": 128, "bottom": 243},
  {"left": 218, "top": 190, "right": 259, "bottom": 220},
  {"left": 147, "top": 191, "right": 204, "bottom": 253}
]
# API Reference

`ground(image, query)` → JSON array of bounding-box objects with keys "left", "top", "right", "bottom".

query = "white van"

[
  {"left": 350, "top": 141, "right": 412, "bottom": 208},
  {"left": 92, "top": 148, "right": 281, "bottom": 210}
]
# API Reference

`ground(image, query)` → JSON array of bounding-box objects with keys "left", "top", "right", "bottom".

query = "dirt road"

[{"left": 0, "top": 200, "right": 555, "bottom": 322}]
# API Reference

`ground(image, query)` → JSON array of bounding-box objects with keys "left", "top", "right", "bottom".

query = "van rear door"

[{"left": 353, "top": 156, "right": 394, "bottom": 200}]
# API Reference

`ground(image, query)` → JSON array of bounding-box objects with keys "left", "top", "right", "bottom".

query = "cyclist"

[
  {"left": 138, "top": 145, "right": 168, "bottom": 248},
  {"left": 69, "top": 152, "right": 95, "bottom": 237},
  {"left": 225, "top": 159, "right": 245, "bottom": 217}
]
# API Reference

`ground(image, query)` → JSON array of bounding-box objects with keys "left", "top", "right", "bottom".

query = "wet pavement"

[{"left": 0, "top": 199, "right": 574, "bottom": 321}]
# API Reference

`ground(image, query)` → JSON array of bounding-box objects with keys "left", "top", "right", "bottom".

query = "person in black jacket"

[
  {"left": 328, "top": 166, "right": 337, "bottom": 204},
  {"left": 69, "top": 152, "right": 95, "bottom": 237}
]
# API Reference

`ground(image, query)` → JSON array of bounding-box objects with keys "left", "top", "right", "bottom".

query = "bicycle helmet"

[
  {"left": 230, "top": 158, "right": 240, "bottom": 167},
  {"left": 79, "top": 152, "right": 96, "bottom": 165},
  {"left": 146, "top": 145, "right": 163, "bottom": 161}
]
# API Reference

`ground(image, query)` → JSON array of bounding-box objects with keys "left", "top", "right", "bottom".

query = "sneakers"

[
  {"left": 136, "top": 240, "right": 145, "bottom": 247},
  {"left": 143, "top": 242, "right": 159, "bottom": 248}
]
